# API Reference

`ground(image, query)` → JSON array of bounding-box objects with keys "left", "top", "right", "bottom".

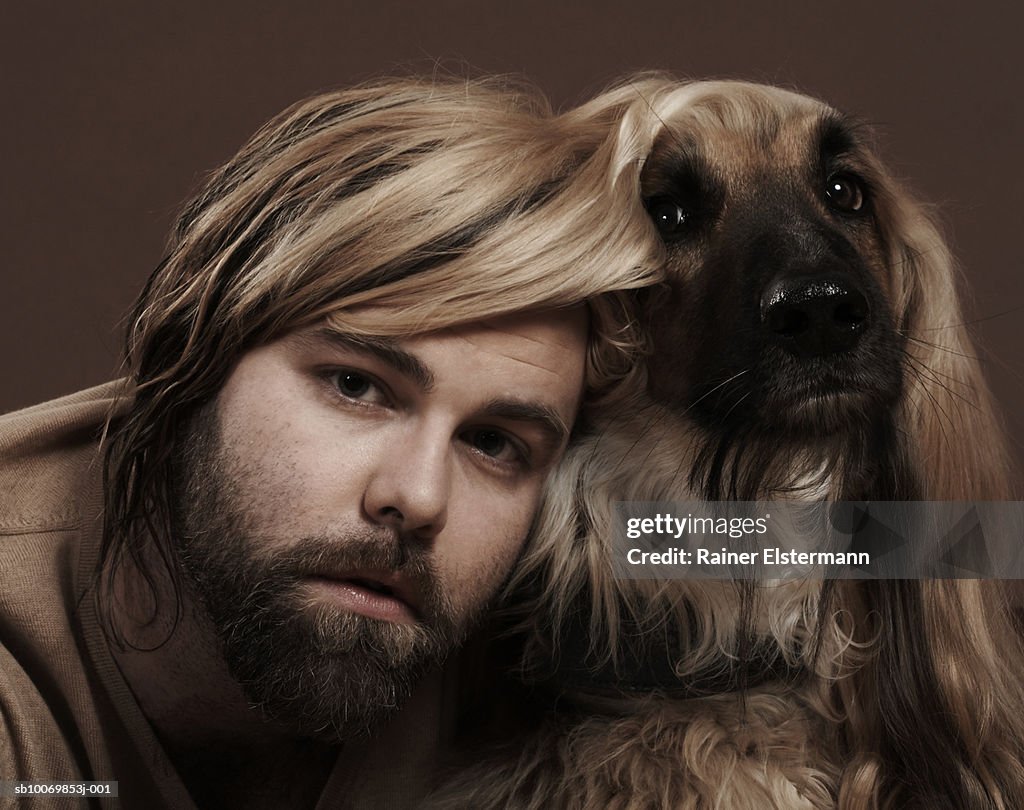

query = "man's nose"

[{"left": 362, "top": 429, "right": 450, "bottom": 540}]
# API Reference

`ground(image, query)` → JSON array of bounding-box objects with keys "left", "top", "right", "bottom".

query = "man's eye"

[
  {"left": 464, "top": 429, "right": 526, "bottom": 466},
  {"left": 327, "top": 370, "right": 388, "bottom": 405}
]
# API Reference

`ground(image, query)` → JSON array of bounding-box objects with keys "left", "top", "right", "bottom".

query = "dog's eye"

[
  {"left": 647, "top": 198, "right": 693, "bottom": 237},
  {"left": 825, "top": 173, "right": 865, "bottom": 212}
]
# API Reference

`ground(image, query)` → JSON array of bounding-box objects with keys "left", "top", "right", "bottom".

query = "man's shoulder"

[
  {"left": 0, "top": 384, "right": 138, "bottom": 804},
  {"left": 0, "top": 381, "right": 129, "bottom": 534}
]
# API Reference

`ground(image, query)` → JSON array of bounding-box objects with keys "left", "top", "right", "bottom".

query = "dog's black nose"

[{"left": 761, "top": 275, "right": 870, "bottom": 357}]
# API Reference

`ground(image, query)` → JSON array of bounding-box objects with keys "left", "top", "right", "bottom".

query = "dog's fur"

[{"left": 427, "top": 80, "right": 1024, "bottom": 809}]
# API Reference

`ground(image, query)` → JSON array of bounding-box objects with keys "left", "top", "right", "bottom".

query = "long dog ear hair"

[
  {"left": 873, "top": 172, "right": 1014, "bottom": 500},
  {"left": 834, "top": 170, "right": 1024, "bottom": 806}
]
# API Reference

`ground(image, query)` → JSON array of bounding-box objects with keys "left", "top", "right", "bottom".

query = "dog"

[{"left": 426, "top": 79, "right": 1024, "bottom": 810}]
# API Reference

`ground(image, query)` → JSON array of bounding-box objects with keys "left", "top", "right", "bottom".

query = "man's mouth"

[
  {"left": 304, "top": 572, "right": 420, "bottom": 624},
  {"left": 348, "top": 576, "right": 395, "bottom": 596}
]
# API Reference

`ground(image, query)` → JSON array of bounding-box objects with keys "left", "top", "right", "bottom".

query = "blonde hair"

[{"left": 100, "top": 75, "right": 664, "bottom": 639}]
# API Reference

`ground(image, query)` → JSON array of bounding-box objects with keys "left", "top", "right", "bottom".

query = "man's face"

[{"left": 171, "top": 308, "right": 588, "bottom": 741}]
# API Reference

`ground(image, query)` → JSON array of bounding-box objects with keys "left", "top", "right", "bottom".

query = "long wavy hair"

[{"left": 98, "top": 76, "right": 664, "bottom": 647}]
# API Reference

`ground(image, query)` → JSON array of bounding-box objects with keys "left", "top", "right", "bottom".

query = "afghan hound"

[{"left": 426, "top": 79, "right": 1024, "bottom": 810}]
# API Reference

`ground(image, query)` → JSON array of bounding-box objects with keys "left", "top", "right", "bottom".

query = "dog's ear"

[
  {"left": 841, "top": 176, "right": 1024, "bottom": 808},
  {"left": 876, "top": 181, "right": 1014, "bottom": 499}
]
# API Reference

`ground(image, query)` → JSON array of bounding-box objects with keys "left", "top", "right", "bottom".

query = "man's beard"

[{"left": 169, "top": 406, "right": 475, "bottom": 743}]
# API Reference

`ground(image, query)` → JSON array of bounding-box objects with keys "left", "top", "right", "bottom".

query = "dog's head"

[
  {"left": 599, "top": 79, "right": 1008, "bottom": 501},
  {"left": 515, "top": 80, "right": 1012, "bottom": 654},
  {"left": 643, "top": 84, "right": 902, "bottom": 442},
  {"left": 508, "top": 75, "right": 1014, "bottom": 665}
]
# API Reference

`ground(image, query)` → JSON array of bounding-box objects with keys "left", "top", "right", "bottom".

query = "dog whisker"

[
  {"left": 903, "top": 352, "right": 983, "bottom": 415},
  {"left": 918, "top": 302, "right": 1024, "bottom": 331},
  {"left": 902, "top": 333, "right": 983, "bottom": 361},
  {"left": 906, "top": 359, "right": 958, "bottom": 451},
  {"left": 684, "top": 368, "right": 752, "bottom": 414},
  {"left": 720, "top": 390, "right": 752, "bottom": 425},
  {"left": 901, "top": 354, "right": 974, "bottom": 390}
]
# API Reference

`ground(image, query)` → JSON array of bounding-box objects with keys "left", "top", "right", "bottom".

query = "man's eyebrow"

[
  {"left": 306, "top": 327, "right": 436, "bottom": 391},
  {"left": 480, "top": 398, "right": 571, "bottom": 450}
]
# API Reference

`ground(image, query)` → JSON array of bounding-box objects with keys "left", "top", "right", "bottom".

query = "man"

[{"left": 0, "top": 78, "right": 660, "bottom": 808}]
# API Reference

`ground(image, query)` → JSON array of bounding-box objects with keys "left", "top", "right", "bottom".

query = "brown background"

[{"left": 3, "top": 1, "right": 1022, "bottom": 481}]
